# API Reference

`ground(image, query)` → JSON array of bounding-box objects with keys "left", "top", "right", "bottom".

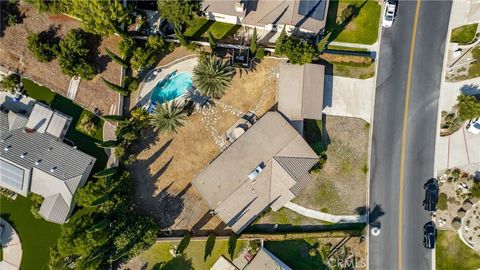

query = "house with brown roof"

[
  {"left": 192, "top": 112, "right": 318, "bottom": 233},
  {"left": 202, "top": 0, "right": 329, "bottom": 34}
]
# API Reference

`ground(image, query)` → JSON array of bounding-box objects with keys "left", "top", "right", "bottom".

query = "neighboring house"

[
  {"left": 211, "top": 247, "right": 292, "bottom": 270},
  {"left": 192, "top": 112, "right": 319, "bottom": 233},
  {"left": 278, "top": 63, "right": 324, "bottom": 134},
  {"left": 0, "top": 103, "right": 96, "bottom": 224},
  {"left": 202, "top": 0, "right": 329, "bottom": 34}
]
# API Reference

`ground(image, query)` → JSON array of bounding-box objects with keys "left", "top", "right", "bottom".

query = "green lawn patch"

[
  {"left": 185, "top": 18, "right": 240, "bottom": 40},
  {"left": 333, "top": 62, "right": 375, "bottom": 79},
  {"left": 1, "top": 195, "right": 61, "bottom": 270},
  {"left": 21, "top": 78, "right": 107, "bottom": 173},
  {"left": 139, "top": 239, "right": 248, "bottom": 270},
  {"left": 264, "top": 238, "right": 328, "bottom": 270},
  {"left": 451, "top": 23, "right": 478, "bottom": 44},
  {"left": 328, "top": 0, "right": 381, "bottom": 45},
  {"left": 436, "top": 230, "right": 480, "bottom": 270}
]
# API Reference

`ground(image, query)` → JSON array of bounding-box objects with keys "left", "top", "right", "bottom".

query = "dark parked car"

[
  {"left": 423, "top": 179, "right": 438, "bottom": 211},
  {"left": 423, "top": 222, "right": 437, "bottom": 249}
]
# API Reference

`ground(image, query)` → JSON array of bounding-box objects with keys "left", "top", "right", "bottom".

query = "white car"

[
  {"left": 467, "top": 118, "right": 480, "bottom": 135},
  {"left": 382, "top": 2, "right": 396, "bottom": 28}
]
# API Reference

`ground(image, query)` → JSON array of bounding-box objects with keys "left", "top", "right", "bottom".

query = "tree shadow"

[
  {"left": 460, "top": 84, "right": 480, "bottom": 99},
  {"left": 355, "top": 204, "right": 385, "bottom": 227},
  {"left": 150, "top": 254, "right": 193, "bottom": 270},
  {"left": 264, "top": 239, "right": 328, "bottom": 269},
  {"left": 0, "top": 1, "right": 25, "bottom": 38}
]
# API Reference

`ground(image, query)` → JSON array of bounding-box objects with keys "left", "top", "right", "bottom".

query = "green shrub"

[
  {"left": 471, "top": 183, "right": 480, "bottom": 198},
  {"left": 78, "top": 112, "right": 100, "bottom": 136},
  {"left": 275, "top": 34, "right": 316, "bottom": 65},
  {"left": 27, "top": 32, "right": 59, "bottom": 62},
  {"left": 123, "top": 76, "right": 139, "bottom": 92},
  {"left": 437, "top": 193, "right": 448, "bottom": 210},
  {"left": 57, "top": 29, "right": 97, "bottom": 79},
  {"left": 0, "top": 73, "right": 20, "bottom": 93},
  {"left": 250, "top": 28, "right": 257, "bottom": 55},
  {"left": 30, "top": 194, "right": 44, "bottom": 219},
  {"left": 118, "top": 37, "right": 136, "bottom": 59},
  {"left": 255, "top": 47, "right": 265, "bottom": 60},
  {"left": 93, "top": 167, "right": 120, "bottom": 178},
  {"left": 457, "top": 94, "right": 480, "bottom": 121}
]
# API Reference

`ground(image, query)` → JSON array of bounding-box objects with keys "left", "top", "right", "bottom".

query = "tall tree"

[
  {"left": 193, "top": 54, "right": 234, "bottom": 99},
  {"left": 157, "top": 0, "right": 199, "bottom": 28},
  {"left": 150, "top": 100, "right": 187, "bottom": 135},
  {"left": 67, "top": 0, "right": 132, "bottom": 36},
  {"left": 57, "top": 29, "right": 97, "bottom": 79},
  {"left": 457, "top": 94, "right": 480, "bottom": 120},
  {"left": 275, "top": 26, "right": 287, "bottom": 55}
]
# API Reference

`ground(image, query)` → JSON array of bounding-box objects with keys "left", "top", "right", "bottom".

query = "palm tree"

[
  {"left": 193, "top": 54, "right": 234, "bottom": 99},
  {"left": 150, "top": 100, "right": 187, "bottom": 135}
]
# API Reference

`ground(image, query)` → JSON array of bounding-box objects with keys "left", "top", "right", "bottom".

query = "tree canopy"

[
  {"left": 275, "top": 34, "right": 316, "bottom": 65},
  {"left": 157, "top": 0, "right": 199, "bottom": 28},
  {"left": 193, "top": 54, "right": 234, "bottom": 99},
  {"left": 150, "top": 100, "right": 187, "bottom": 135},
  {"left": 27, "top": 30, "right": 60, "bottom": 62},
  {"left": 457, "top": 94, "right": 480, "bottom": 121},
  {"left": 67, "top": 0, "right": 132, "bottom": 36},
  {"left": 51, "top": 171, "right": 157, "bottom": 269},
  {"left": 57, "top": 29, "right": 97, "bottom": 79},
  {"left": 130, "top": 36, "right": 174, "bottom": 71},
  {"left": 0, "top": 74, "right": 20, "bottom": 93}
]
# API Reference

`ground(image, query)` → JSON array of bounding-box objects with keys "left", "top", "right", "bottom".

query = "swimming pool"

[{"left": 150, "top": 72, "right": 193, "bottom": 104}]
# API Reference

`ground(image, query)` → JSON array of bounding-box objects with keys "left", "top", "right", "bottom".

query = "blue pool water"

[{"left": 150, "top": 72, "right": 193, "bottom": 104}]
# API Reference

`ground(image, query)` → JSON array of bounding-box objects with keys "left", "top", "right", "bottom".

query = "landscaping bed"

[
  {"left": 0, "top": 195, "right": 61, "bottom": 270},
  {"left": 327, "top": 0, "right": 381, "bottom": 45},
  {"left": 440, "top": 110, "right": 464, "bottom": 136},
  {"left": 293, "top": 116, "right": 369, "bottom": 215},
  {"left": 0, "top": 3, "right": 120, "bottom": 114},
  {"left": 121, "top": 239, "right": 248, "bottom": 270}
]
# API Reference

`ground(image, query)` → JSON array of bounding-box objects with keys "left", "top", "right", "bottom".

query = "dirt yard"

[
  {"left": 0, "top": 3, "right": 120, "bottom": 114},
  {"left": 129, "top": 58, "right": 281, "bottom": 235},
  {"left": 293, "top": 116, "right": 369, "bottom": 215}
]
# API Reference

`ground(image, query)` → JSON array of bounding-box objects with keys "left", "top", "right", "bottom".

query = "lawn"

[
  {"left": 264, "top": 238, "right": 328, "bottom": 269},
  {"left": 184, "top": 18, "right": 240, "bottom": 40},
  {"left": 327, "top": 45, "right": 369, "bottom": 52},
  {"left": 22, "top": 78, "right": 107, "bottom": 173},
  {"left": 436, "top": 230, "right": 480, "bottom": 270},
  {"left": 327, "top": 0, "right": 381, "bottom": 45},
  {"left": 451, "top": 23, "right": 478, "bottom": 44},
  {"left": 256, "top": 207, "right": 331, "bottom": 226},
  {"left": 130, "top": 239, "right": 248, "bottom": 270},
  {"left": 0, "top": 195, "right": 61, "bottom": 270},
  {"left": 333, "top": 62, "right": 375, "bottom": 79}
]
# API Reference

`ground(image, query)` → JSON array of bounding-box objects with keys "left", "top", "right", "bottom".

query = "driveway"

[
  {"left": 436, "top": 123, "right": 480, "bottom": 171},
  {"left": 0, "top": 218, "right": 22, "bottom": 270},
  {"left": 322, "top": 75, "right": 374, "bottom": 123}
]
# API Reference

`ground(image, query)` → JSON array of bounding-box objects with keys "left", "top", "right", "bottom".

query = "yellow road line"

[{"left": 398, "top": 1, "right": 422, "bottom": 269}]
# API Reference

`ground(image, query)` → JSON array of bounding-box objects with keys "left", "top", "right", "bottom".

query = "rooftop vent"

[
  {"left": 50, "top": 166, "right": 57, "bottom": 172},
  {"left": 35, "top": 159, "right": 42, "bottom": 165},
  {"left": 4, "top": 145, "right": 11, "bottom": 151},
  {"left": 20, "top": 152, "right": 27, "bottom": 158}
]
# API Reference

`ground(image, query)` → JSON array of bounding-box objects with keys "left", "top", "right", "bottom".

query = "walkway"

[
  {"left": 0, "top": 218, "right": 22, "bottom": 270},
  {"left": 284, "top": 202, "right": 367, "bottom": 223},
  {"left": 328, "top": 40, "right": 379, "bottom": 52},
  {"left": 66, "top": 76, "right": 81, "bottom": 100}
]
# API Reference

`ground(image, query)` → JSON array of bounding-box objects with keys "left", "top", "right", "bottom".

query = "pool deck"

[{"left": 137, "top": 57, "right": 198, "bottom": 108}]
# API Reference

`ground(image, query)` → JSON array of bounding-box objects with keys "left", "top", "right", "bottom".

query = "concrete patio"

[{"left": 0, "top": 218, "right": 22, "bottom": 270}]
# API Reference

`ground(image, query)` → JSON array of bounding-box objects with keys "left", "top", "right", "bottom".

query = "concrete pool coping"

[{"left": 137, "top": 56, "right": 198, "bottom": 108}]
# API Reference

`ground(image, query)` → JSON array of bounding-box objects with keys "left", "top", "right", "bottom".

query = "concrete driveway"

[
  {"left": 322, "top": 75, "right": 374, "bottom": 123},
  {"left": 0, "top": 218, "right": 22, "bottom": 270},
  {"left": 436, "top": 123, "right": 480, "bottom": 171}
]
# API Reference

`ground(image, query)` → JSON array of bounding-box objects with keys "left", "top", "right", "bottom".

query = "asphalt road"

[{"left": 369, "top": 1, "right": 452, "bottom": 270}]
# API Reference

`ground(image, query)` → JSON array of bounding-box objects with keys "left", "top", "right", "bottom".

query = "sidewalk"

[
  {"left": 0, "top": 218, "right": 22, "bottom": 270},
  {"left": 284, "top": 202, "right": 367, "bottom": 224},
  {"left": 328, "top": 40, "right": 379, "bottom": 52}
]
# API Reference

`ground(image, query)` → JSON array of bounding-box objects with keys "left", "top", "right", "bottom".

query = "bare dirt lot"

[
  {"left": 293, "top": 116, "right": 369, "bottom": 215},
  {"left": 129, "top": 58, "right": 281, "bottom": 235},
  {"left": 0, "top": 3, "right": 120, "bottom": 114}
]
